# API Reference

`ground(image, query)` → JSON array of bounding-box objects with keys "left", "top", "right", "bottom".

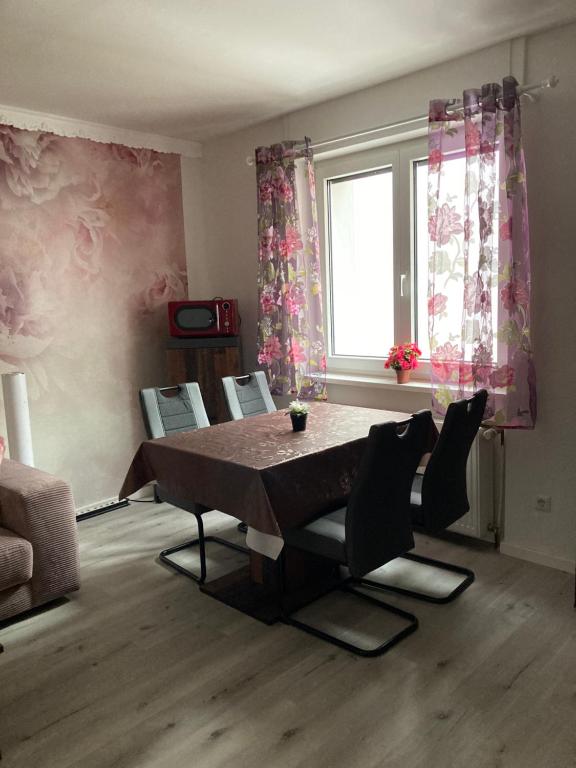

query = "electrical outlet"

[{"left": 535, "top": 495, "right": 552, "bottom": 513}]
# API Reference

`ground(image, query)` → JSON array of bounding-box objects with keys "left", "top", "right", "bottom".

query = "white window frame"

[{"left": 316, "top": 137, "right": 429, "bottom": 379}]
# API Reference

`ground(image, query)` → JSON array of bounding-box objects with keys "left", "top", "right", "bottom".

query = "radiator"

[{"left": 448, "top": 427, "right": 499, "bottom": 543}]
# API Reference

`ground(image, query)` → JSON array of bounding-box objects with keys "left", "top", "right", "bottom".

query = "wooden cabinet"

[{"left": 166, "top": 338, "right": 242, "bottom": 424}]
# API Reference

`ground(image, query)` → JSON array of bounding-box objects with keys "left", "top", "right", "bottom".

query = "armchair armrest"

[{"left": 0, "top": 459, "right": 80, "bottom": 602}]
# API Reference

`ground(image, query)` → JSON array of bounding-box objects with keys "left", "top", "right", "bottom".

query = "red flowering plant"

[{"left": 384, "top": 342, "right": 422, "bottom": 372}]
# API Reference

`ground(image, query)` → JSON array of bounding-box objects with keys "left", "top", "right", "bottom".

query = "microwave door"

[{"left": 176, "top": 306, "right": 216, "bottom": 331}]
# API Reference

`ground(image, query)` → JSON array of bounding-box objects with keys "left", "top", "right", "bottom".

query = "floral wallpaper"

[{"left": 0, "top": 125, "right": 187, "bottom": 508}]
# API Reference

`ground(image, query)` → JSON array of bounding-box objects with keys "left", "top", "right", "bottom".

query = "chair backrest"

[
  {"left": 420, "top": 389, "right": 488, "bottom": 532},
  {"left": 345, "top": 411, "right": 432, "bottom": 579},
  {"left": 139, "top": 382, "right": 210, "bottom": 439},
  {"left": 222, "top": 371, "right": 277, "bottom": 420}
]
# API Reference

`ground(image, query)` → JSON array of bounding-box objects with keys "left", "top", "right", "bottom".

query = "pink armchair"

[{"left": 0, "top": 459, "right": 80, "bottom": 623}]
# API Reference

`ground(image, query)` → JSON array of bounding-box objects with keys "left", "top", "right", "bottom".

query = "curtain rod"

[{"left": 246, "top": 75, "right": 558, "bottom": 166}]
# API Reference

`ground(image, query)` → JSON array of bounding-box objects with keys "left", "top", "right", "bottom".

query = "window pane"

[
  {"left": 414, "top": 160, "right": 430, "bottom": 359},
  {"left": 328, "top": 169, "right": 393, "bottom": 358}
]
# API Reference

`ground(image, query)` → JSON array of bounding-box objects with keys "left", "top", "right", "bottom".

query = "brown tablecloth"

[{"left": 120, "top": 402, "right": 436, "bottom": 554}]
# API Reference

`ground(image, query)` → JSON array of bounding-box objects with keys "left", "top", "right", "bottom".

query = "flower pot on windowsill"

[
  {"left": 395, "top": 369, "right": 411, "bottom": 384},
  {"left": 385, "top": 343, "right": 421, "bottom": 384},
  {"left": 290, "top": 413, "right": 307, "bottom": 432}
]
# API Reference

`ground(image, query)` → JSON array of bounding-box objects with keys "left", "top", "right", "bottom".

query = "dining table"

[{"left": 119, "top": 401, "right": 437, "bottom": 623}]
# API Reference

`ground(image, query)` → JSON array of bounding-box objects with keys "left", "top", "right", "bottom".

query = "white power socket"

[{"left": 535, "top": 495, "right": 552, "bottom": 513}]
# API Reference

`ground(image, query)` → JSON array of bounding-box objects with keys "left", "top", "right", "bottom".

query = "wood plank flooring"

[{"left": 1, "top": 501, "right": 575, "bottom": 768}]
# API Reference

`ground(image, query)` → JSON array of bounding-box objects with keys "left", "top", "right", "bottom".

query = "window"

[
  {"left": 316, "top": 138, "right": 429, "bottom": 376},
  {"left": 413, "top": 158, "right": 430, "bottom": 361},
  {"left": 327, "top": 167, "right": 394, "bottom": 358}
]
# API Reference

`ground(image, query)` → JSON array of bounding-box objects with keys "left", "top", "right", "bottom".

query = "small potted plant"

[
  {"left": 384, "top": 343, "right": 422, "bottom": 383},
  {"left": 288, "top": 400, "right": 309, "bottom": 431}
]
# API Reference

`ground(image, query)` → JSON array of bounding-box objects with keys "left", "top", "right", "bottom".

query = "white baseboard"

[
  {"left": 75, "top": 484, "right": 154, "bottom": 516},
  {"left": 75, "top": 497, "right": 123, "bottom": 516},
  {"left": 500, "top": 542, "right": 575, "bottom": 574}
]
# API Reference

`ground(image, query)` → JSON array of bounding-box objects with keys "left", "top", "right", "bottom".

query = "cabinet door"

[{"left": 166, "top": 346, "right": 242, "bottom": 423}]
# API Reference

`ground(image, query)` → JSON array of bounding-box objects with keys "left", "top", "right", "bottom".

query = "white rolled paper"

[{"left": 2, "top": 372, "right": 35, "bottom": 467}]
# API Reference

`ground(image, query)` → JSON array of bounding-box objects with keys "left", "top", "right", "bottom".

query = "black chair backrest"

[
  {"left": 345, "top": 411, "right": 432, "bottom": 579},
  {"left": 420, "top": 389, "right": 488, "bottom": 533}
]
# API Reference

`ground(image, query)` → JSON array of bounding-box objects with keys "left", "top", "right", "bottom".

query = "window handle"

[{"left": 400, "top": 273, "right": 409, "bottom": 298}]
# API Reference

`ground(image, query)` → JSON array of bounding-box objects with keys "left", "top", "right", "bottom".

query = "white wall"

[
  {"left": 181, "top": 156, "right": 209, "bottom": 296},
  {"left": 182, "top": 24, "right": 576, "bottom": 572},
  {"left": 501, "top": 25, "right": 576, "bottom": 572}
]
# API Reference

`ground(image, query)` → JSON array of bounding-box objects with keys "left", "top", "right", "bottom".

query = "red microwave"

[{"left": 168, "top": 298, "right": 240, "bottom": 338}]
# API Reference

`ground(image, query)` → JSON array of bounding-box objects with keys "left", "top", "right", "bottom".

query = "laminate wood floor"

[{"left": 1, "top": 501, "right": 575, "bottom": 768}]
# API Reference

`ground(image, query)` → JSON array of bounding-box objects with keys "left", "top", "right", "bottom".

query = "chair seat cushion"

[
  {"left": 410, "top": 473, "right": 423, "bottom": 506},
  {"left": 284, "top": 507, "right": 347, "bottom": 564},
  {"left": 409, "top": 474, "right": 425, "bottom": 526},
  {"left": 0, "top": 527, "right": 33, "bottom": 591}
]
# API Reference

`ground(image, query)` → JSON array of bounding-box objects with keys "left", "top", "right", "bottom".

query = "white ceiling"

[{"left": 1, "top": 0, "right": 575, "bottom": 143}]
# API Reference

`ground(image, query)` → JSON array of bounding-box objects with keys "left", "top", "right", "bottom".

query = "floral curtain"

[
  {"left": 428, "top": 76, "right": 536, "bottom": 428},
  {"left": 255, "top": 139, "right": 327, "bottom": 399}
]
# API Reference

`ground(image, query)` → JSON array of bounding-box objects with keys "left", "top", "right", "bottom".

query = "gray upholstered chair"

[
  {"left": 140, "top": 382, "right": 211, "bottom": 438},
  {"left": 139, "top": 383, "right": 248, "bottom": 583},
  {"left": 361, "top": 389, "right": 488, "bottom": 603},
  {"left": 282, "top": 412, "right": 431, "bottom": 657},
  {"left": 222, "top": 371, "right": 276, "bottom": 420}
]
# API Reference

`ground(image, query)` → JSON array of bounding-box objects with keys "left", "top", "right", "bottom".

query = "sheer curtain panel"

[
  {"left": 428, "top": 76, "right": 536, "bottom": 428},
  {"left": 255, "top": 140, "right": 327, "bottom": 400}
]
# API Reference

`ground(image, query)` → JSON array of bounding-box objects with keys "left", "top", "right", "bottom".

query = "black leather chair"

[
  {"left": 361, "top": 389, "right": 488, "bottom": 603},
  {"left": 139, "top": 383, "right": 248, "bottom": 584},
  {"left": 282, "top": 413, "right": 431, "bottom": 657}
]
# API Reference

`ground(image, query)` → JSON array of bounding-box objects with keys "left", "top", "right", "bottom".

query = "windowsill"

[{"left": 324, "top": 371, "right": 432, "bottom": 393}]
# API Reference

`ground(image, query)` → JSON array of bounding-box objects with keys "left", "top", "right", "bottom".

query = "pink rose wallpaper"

[{"left": 0, "top": 125, "right": 187, "bottom": 509}]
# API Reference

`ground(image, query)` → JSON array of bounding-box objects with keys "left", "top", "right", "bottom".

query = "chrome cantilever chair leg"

[
  {"left": 360, "top": 552, "right": 475, "bottom": 605},
  {"left": 159, "top": 511, "right": 249, "bottom": 585}
]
